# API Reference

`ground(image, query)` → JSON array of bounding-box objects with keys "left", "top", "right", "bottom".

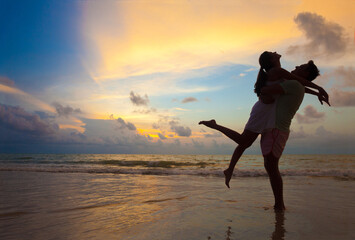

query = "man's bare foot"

[
  {"left": 223, "top": 169, "right": 233, "bottom": 188},
  {"left": 198, "top": 119, "right": 217, "bottom": 129},
  {"left": 273, "top": 204, "right": 286, "bottom": 212}
]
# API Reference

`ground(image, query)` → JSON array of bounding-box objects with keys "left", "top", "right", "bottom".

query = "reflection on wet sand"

[
  {"left": 206, "top": 211, "right": 285, "bottom": 240},
  {"left": 225, "top": 226, "right": 232, "bottom": 240},
  {"left": 207, "top": 226, "right": 233, "bottom": 240},
  {"left": 271, "top": 211, "right": 286, "bottom": 240}
]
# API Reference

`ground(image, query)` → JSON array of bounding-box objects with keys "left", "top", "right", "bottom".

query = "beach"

[{"left": 0, "top": 154, "right": 354, "bottom": 239}]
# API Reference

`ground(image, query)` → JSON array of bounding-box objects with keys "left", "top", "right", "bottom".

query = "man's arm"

[
  {"left": 269, "top": 67, "right": 329, "bottom": 102},
  {"left": 305, "top": 87, "right": 317, "bottom": 95},
  {"left": 305, "top": 87, "right": 331, "bottom": 106}
]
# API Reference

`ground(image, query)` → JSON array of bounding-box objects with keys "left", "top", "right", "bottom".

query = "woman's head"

[
  {"left": 254, "top": 51, "right": 281, "bottom": 96},
  {"left": 259, "top": 51, "right": 281, "bottom": 71}
]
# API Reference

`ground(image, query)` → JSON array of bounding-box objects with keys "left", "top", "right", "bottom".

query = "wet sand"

[{"left": 1, "top": 171, "right": 354, "bottom": 239}]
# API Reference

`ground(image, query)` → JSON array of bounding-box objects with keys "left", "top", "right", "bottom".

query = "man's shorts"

[{"left": 260, "top": 128, "right": 289, "bottom": 158}]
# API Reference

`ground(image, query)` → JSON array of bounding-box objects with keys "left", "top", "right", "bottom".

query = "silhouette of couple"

[{"left": 200, "top": 51, "right": 330, "bottom": 211}]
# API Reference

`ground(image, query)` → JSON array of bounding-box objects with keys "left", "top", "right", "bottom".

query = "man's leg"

[
  {"left": 260, "top": 129, "right": 289, "bottom": 210},
  {"left": 272, "top": 211, "right": 286, "bottom": 239},
  {"left": 264, "top": 153, "right": 285, "bottom": 211}
]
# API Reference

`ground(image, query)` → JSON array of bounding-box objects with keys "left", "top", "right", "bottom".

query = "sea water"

[
  {"left": 0, "top": 154, "right": 354, "bottom": 239},
  {"left": 0, "top": 154, "right": 353, "bottom": 178}
]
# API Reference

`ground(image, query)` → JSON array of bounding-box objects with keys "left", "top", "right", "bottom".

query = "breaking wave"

[{"left": 0, "top": 165, "right": 354, "bottom": 178}]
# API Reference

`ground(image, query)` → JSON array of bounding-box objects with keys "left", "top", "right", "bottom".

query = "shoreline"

[{"left": 1, "top": 171, "right": 354, "bottom": 239}]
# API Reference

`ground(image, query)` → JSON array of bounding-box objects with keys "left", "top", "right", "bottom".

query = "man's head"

[{"left": 291, "top": 60, "right": 320, "bottom": 81}]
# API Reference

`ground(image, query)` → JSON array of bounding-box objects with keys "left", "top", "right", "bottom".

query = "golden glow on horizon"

[
  {"left": 138, "top": 128, "right": 198, "bottom": 139},
  {"left": 137, "top": 128, "right": 161, "bottom": 134},
  {"left": 137, "top": 129, "right": 171, "bottom": 139},
  {"left": 147, "top": 134, "right": 159, "bottom": 138}
]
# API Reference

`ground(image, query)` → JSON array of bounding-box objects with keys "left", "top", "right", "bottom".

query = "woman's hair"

[
  {"left": 254, "top": 51, "right": 274, "bottom": 97},
  {"left": 306, "top": 60, "right": 320, "bottom": 81}
]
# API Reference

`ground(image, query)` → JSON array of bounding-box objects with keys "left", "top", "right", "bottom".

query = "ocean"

[{"left": 1, "top": 154, "right": 354, "bottom": 239}]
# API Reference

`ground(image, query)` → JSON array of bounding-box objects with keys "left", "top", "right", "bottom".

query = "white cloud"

[
  {"left": 286, "top": 125, "right": 355, "bottom": 154},
  {"left": 295, "top": 105, "right": 325, "bottom": 124},
  {"left": 245, "top": 68, "right": 256, "bottom": 72},
  {"left": 330, "top": 89, "right": 355, "bottom": 107},
  {"left": 333, "top": 66, "right": 355, "bottom": 87},
  {"left": 289, "top": 126, "right": 307, "bottom": 139},
  {"left": 174, "top": 107, "right": 190, "bottom": 111}
]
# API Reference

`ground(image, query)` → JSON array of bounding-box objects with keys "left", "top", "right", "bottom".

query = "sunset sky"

[{"left": 1, "top": 0, "right": 354, "bottom": 154}]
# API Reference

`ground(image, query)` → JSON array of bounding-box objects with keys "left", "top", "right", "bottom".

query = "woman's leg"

[
  {"left": 264, "top": 153, "right": 285, "bottom": 211},
  {"left": 199, "top": 119, "right": 252, "bottom": 145},
  {"left": 223, "top": 130, "right": 259, "bottom": 188},
  {"left": 199, "top": 120, "right": 259, "bottom": 188}
]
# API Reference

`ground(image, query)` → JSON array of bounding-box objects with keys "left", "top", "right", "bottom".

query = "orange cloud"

[
  {"left": 59, "top": 124, "right": 85, "bottom": 133},
  {"left": 82, "top": 0, "right": 300, "bottom": 81},
  {"left": 0, "top": 83, "right": 55, "bottom": 113}
]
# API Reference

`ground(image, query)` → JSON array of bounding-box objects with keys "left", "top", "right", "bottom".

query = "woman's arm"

[
  {"left": 259, "top": 95, "right": 275, "bottom": 104},
  {"left": 260, "top": 84, "right": 285, "bottom": 95},
  {"left": 259, "top": 82, "right": 285, "bottom": 104}
]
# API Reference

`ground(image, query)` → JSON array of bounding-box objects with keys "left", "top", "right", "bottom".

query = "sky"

[{"left": 0, "top": 0, "right": 354, "bottom": 154}]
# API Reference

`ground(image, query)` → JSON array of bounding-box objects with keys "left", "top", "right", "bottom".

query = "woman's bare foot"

[
  {"left": 198, "top": 119, "right": 217, "bottom": 129},
  {"left": 223, "top": 169, "right": 233, "bottom": 188}
]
